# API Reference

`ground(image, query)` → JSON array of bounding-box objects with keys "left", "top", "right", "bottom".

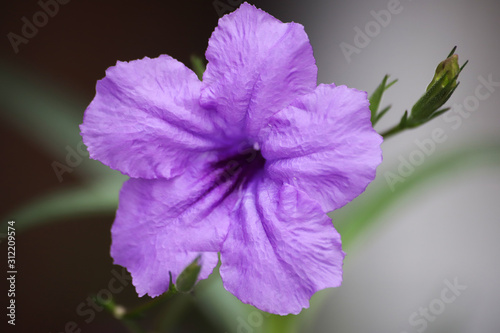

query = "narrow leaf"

[
  {"left": 190, "top": 54, "right": 206, "bottom": 81},
  {"left": 373, "top": 105, "right": 392, "bottom": 126},
  {"left": 369, "top": 75, "right": 389, "bottom": 123}
]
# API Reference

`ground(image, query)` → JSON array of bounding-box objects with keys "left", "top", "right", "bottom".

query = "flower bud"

[
  {"left": 407, "top": 49, "right": 466, "bottom": 128},
  {"left": 176, "top": 256, "right": 202, "bottom": 293},
  {"left": 426, "top": 54, "right": 459, "bottom": 91}
]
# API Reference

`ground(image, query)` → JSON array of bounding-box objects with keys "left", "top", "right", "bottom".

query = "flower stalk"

[{"left": 378, "top": 46, "right": 468, "bottom": 139}]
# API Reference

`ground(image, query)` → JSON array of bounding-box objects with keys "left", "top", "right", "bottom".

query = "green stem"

[
  {"left": 124, "top": 289, "right": 178, "bottom": 319},
  {"left": 380, "top": 124, "right": 403, "bottom": 139},
  {"left": 156, "top": 295, "right": 192, "bottom": 331},
  {"left": 94, "top": 297, "right": 147, "bottom": 333},
  {"left": 95, "top": 288, "right": 178, "bottom": 332},
  {"left": 120, "top": 319, "right": 147, "bottom": 333}
]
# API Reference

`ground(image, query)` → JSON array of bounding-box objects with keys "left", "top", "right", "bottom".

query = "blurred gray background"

[{"left": 261, "top": 1, "right": 500, "bottom": 332}]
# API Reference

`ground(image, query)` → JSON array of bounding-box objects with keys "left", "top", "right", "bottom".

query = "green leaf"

[
  {"left": 176, "top": 256, "right": 202, "bottom": 292},
  {"left": 447, "top": 45, "right": 458, "bottom": 58},
  {"left": 190, "top": 54, "right": 206, "bottom": 81},
  {"left": 0, "top": 178, "right": 125, "bottom": 233},
  {"left": 121, "top": 272, "right": 178, "bottom": 321},
  {"left": 374, "top": 105, "right": 392, "bottom": 125},
  {"left": 263, "top": 314, "right": 298, "bottom": 333},
  {"left": 0, "top": 61, "right": 84, "bottom": 153},
  {"left": 196, "top": 265, "right": 257, "bottom": 333},
  {"left": 0, "top": 60, "right": 117, "bottom": 180},
  {"left": 0, "top": 60, "right": 128, "bottom": 232},
  {"left": 369, "top": 75, "right": 398, "bottom": 125},
  {"left": 428, "top": 107, "right": 450, "bottom": 121}
]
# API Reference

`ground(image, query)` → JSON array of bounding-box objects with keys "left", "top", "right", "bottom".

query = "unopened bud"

[
  {"left": 176, "top": 256, "right": 202, "bottom": 293},
  {"left": 427, "top": 54, "right": 459, "bottom": 91},
  {"left": 407, "top": 48, "right": 466, "bottom": 127}
]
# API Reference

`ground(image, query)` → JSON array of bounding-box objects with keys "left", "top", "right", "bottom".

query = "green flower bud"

[
  {"left": 427, "top": 54, "right": 459, "bottom": 91},
  {"left": 378, "top": 47, "right": 468, "bottom": 139},
  {"left": 176, "top": 256, "right": 202, "bottom": 293},
  {"left": 407, "top": 48, "right": 467, "bottom": 128}
]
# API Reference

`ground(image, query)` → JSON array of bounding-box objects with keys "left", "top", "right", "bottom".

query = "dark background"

[{"left": 0, "top": 1, "right": 273, "bottom": 332}]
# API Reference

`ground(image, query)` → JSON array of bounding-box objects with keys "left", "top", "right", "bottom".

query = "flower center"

[{"left": 212, "top": 143, "right": 266, "bottom": 191}]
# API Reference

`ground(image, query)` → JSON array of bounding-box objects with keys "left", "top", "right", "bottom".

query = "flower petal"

[
  {"left": 261, "top": 84, "right": 383, "bottom": 212},
  {"left": 220, "top": 177, "right": 344, "bottom": 315},
  {"left": 81, "top": 55, "right": 225, "bottom": 179},
  {"left": 201, "top": 2, "right": 317, "bottom": 139},
  {"left": 111, "top": 164, "right": 237, "bottom": 297}
]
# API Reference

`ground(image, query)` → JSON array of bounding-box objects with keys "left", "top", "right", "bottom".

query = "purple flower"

[{"left": 80, "top": 2, "right": 382, "bottom": 315}]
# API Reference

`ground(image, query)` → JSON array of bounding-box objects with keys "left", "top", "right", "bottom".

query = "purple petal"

[
  {"left": 80, "top": 55, "right": 225, "bottom": 179},
  {"left": 111, "top": 165, "right": 237, "bottom": 297},
  {"left": 201, "top": 2, "right": 317, "bottom": 140},
  {"left": 220, "top": 178, "right": 345, "bottom": 315},
  {"left": 261, "top": 84, "right": 383, "bottom": 212}
]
